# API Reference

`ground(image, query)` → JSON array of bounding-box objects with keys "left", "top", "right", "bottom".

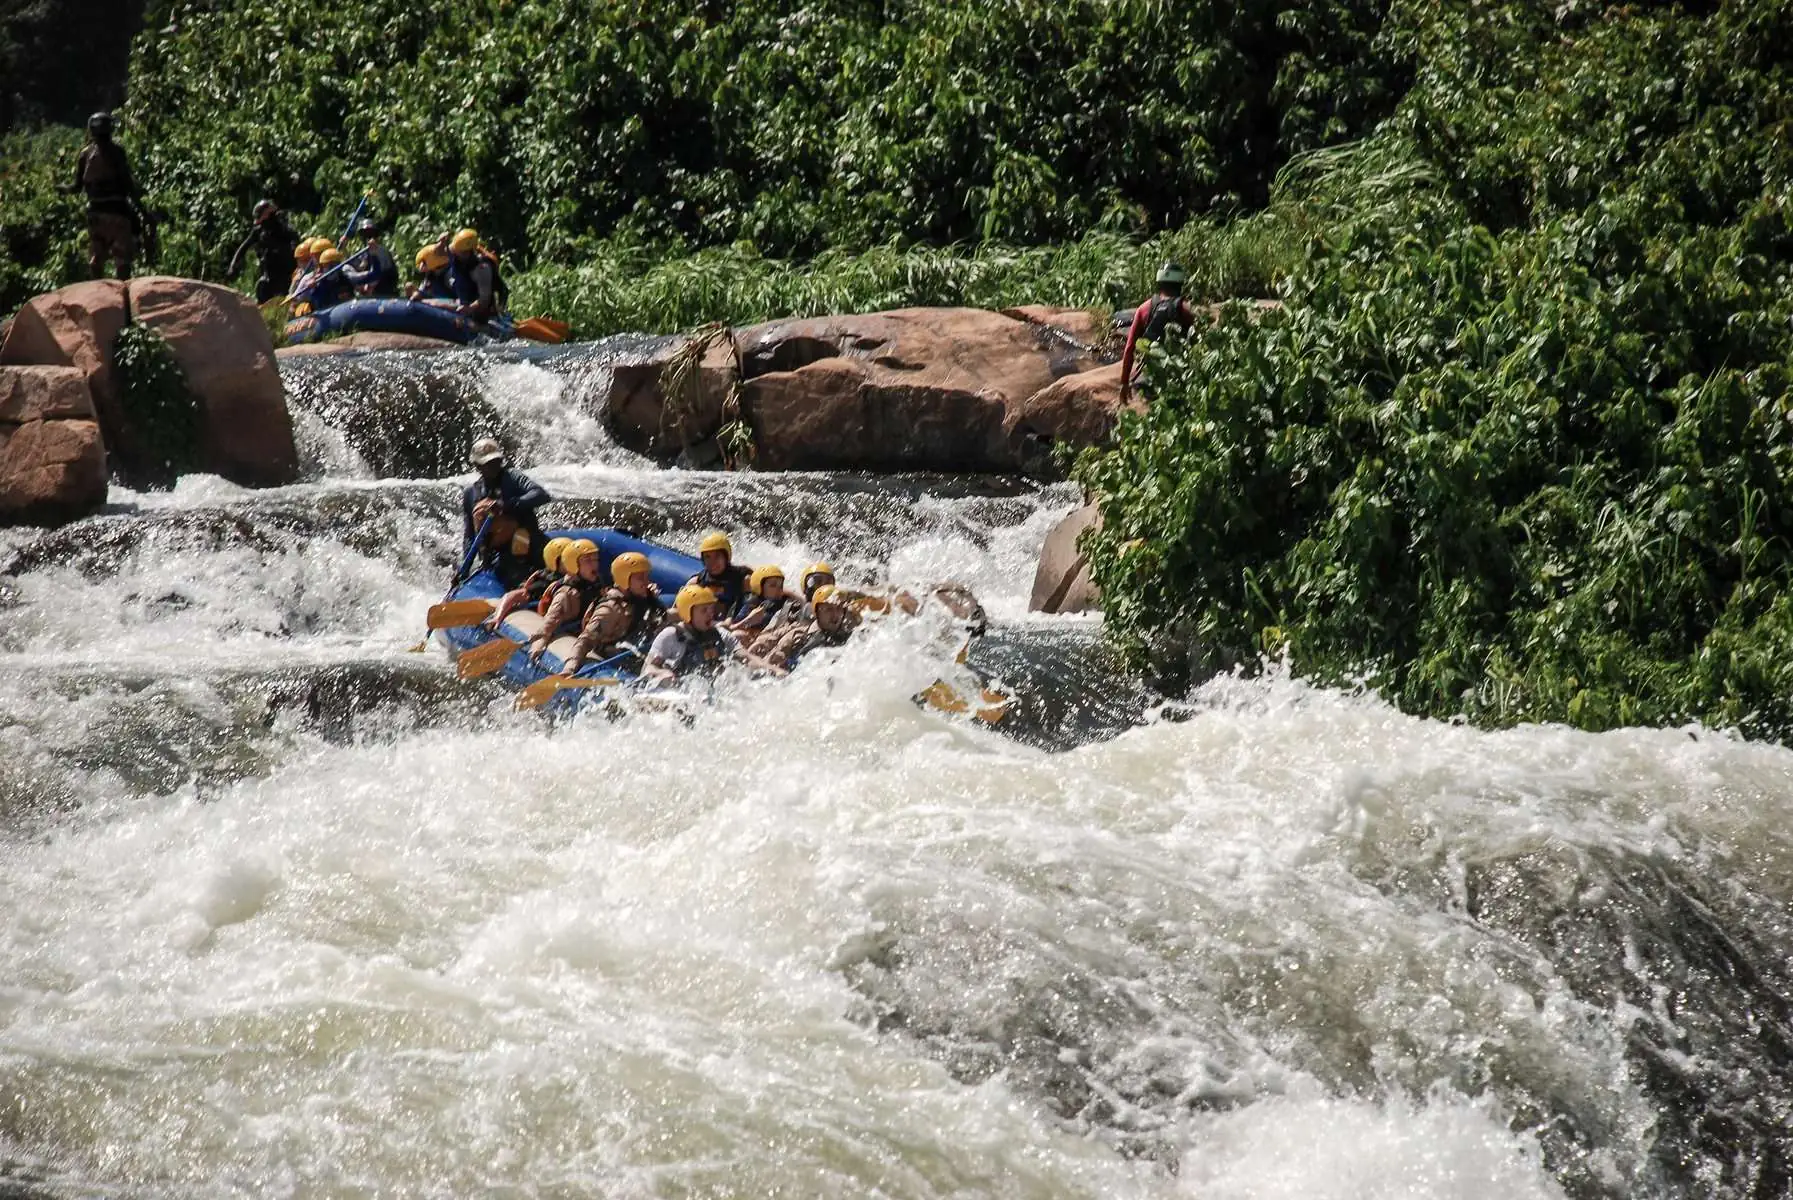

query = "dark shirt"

[
  {"left": 461, "top": 467, "right": 551, "bottom": 563},
  {"left": 73, "top": 142, "right": 138, "bottom": 214},
  {"left": 233, "top": 216, "right": 301, "bottom": 282},
  {"left": 344, "top": 243, "right": 399, "bottom": 297},
  {"left": 685, "top": 564, "right": 754, "bottom": 621}
]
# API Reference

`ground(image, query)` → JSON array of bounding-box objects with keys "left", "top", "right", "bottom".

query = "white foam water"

[{"left": 0, "top": 349, "right": 1788, "bottom": 1197}]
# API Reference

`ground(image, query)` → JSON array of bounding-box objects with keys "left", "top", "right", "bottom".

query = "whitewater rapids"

[{"left": 1, "top": 345, "right": 1788, "bottom": 1198}]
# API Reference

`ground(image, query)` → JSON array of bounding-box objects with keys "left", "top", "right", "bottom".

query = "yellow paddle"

[
  {"left": 456, "top": 637, "right": 523, "bottom": 679},
  {"left": 427, "top": 598, "right": 495, "bottom": 630},
  {"left": 510, "top": 317, "right": 570, "bottom": 344},
  {"left": 917, "top": 681, "right": 1011, "bottom": 724},
  {"left": 515, "top": 674, "right": 621, "bottom": 711}
]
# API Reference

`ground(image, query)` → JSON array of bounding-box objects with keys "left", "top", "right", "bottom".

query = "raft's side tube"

[{"left": 284, "top": 298, "right": 493, "bottom": 346}]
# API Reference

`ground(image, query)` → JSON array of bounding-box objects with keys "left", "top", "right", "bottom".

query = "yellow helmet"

[
  {"left": 317, "top": 247, "right": 344, "bottom": 267},
  {"left": 541, "top": 536, "right": 572, "bottom": 574},
  {"left": 415, "top": 245, "right": 449, "bottom": 273},
  {"left": 611, "top": 551, "right": 651, "bottom": 588},
  {"left": 295, "top": 237, "right": 320, "bottom": 261},
  {"left": 675, "top": 583, "right": 718, "bottom": 623},
  {"left": 810, "top": 584, "right": 844, "bottom": 610},
  {"left": 564, "top": 538, "right": 599, "bottom": 573},
  {"left": 802, "top": 561, "right": 835, "bottom": 595},
  {"left": 698, "top": 531, "right": 732, "bottom": 557},
  {"left": 749, "top": 564, "right": 784, "bottom": 596},
  {"left": 449, "top": 228, "right": 480, "bottom": 254}
]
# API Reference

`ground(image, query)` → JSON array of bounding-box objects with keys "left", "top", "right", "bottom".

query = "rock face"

[
  {"left": 129, "top": 277, "right": 298, "bottom": 487},
  {"left": 0, "top": 366, "right": 108, "bottom": 524},
  {"left": 275, "top": 331, "right": 465, "bottom": 357},
  {"left": 603, "top": 332, "right": 739, "bottom": 463},
  {"left": 1, "top": 277, "right": 300, "bottom": 506},
  {"left": 1029, "top": 501, "right": 1102, "bottom": 614},
  {"left": 1002, "top": 362, "right": 1134, "bottom": 477},
  {"left": 602, "top": 309, "right": 1107, "bottom": 473},
  {"left": 0, "top": 280, "right": 130, "bottom": 437}
]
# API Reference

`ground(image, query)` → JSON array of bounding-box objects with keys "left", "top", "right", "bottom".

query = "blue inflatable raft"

[
  {"left": 435, "top": 527, "right": 701, "bottom": 714},
  {"left": 285, "top": 298, "right": 510, "bottom": 346}
]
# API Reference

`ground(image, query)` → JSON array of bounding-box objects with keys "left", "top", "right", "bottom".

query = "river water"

[{"left": 1, "top": 344, "right": 1789, "bottom": 1198}]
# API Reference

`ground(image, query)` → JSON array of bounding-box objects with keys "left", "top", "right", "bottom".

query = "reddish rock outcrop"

[
  {"left": 1029, "top": 502, "right": 1102, "bottom": 614},
  {"left": 1003, "top": 362, "right": 1135, "bottom": 476},
  {"left": 275, "top": 331, "right": 465, "bottom": 357},
  {"left": 733, "top": 308, "right": 1100, "bottom": 472},
  {"left": 128, "top": 277, "right": 298, "bottom": 486},
  {"left": 603, "top": 333, "right": 738, "bottom": 462},
  {"left": 0, "top": 366, "right": 108, "bottom": 524},
  {"left": 0, "top": 280, "right": 129, "bottom": 438}
]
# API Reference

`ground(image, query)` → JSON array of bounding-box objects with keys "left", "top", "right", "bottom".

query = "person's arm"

[
  {"left": 468, "top": 261, "right": 495, "bottom": 317},
  {"left": 725, "top": 629, "right": 787, "bottom": 677},
  {"left": 1119, "top": 305, "right": 1147, "bottom": 402},
  {"left": 562, "top": 596, "right": 619, "bottom": 672},
  {"left": 64, "top": 147, "right": 86, "bottom": 195},
  {"left": 461, "top": 487, "right": 476, "bottom": 561},
  {"left": 505, "top": 470, "right": 550, "bottom": 512},
  {"left": 227, "top": 229, "right": 256, "bottom": 277},
  {"left": 642, "top": 627, "right": 681, "bottom": 683},
  {"left": 530, "top": 586, "right": 582, "bottom": 660}
]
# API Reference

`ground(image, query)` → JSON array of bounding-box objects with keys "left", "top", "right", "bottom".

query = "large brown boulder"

[
  {"left": 603, "top": 332, "right": 738, "bottom": 463},
  {"left": 1003, "top": 362, "right": 1136, "bottom": 476},
  {"left": 0, "top": 366, "right": 108, "bottom": 525},
  {"left": 734, "top": 308, "right": 1100, "bottom": 472},
  {"left": 1030, "top": 502, "right": 1102, "bottom": 614},
  {"left": 128, "top": 277, "right": 298, "bottom": 486},
  {"left": 0, "top": 280, "right": 129, "bottom": 438}
]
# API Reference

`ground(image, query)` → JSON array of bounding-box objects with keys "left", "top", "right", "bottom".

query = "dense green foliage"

[
  {"left": 1078, "top": 0, "right": 1793, "bottom": 736},
  {"left": 112, "top": 321, "right": 201, "bottom": 483},
  {"left": 0, "top": 0, "right": 1398, "bottom": 318}
]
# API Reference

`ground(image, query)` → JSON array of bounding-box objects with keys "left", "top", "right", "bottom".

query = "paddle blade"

[
  {"left": 918, "top": 680, "right": 1010, "bottom": 725},
  {"left": 515, "top": 674, "right": 620, "bottom": 711},
  {"left": 457, "top": 637, "right": 521, "bottom": 679},
  {"left": 512, "top": 317, "right": 569, "bottom": 344},
  {"left": 427, "top": 598, "right": 495, "bottom": 630}
]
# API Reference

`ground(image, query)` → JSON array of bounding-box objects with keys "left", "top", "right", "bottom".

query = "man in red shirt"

[{"left": 1119, "top": 262, "right": 1196, "bottom": 403}]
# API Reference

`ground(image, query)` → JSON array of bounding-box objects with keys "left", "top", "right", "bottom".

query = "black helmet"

[
  {"left": 356, "top": 218, "right": 381, "bottom": 238},
  {"left": 253, "top": 199, "right": 279, "bottom": 222},
  {"left": 87, "top": 111, "right": 115, "bottom": 136}
]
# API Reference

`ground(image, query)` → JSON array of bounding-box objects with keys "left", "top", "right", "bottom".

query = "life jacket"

[
  {"left": 689, "top": 565, "right": 753, "bottom": 619},
  {"left": 78, "top": 143, "right": 134, "bottom": 211},
  {"left": 448, "top": 246, "right": 509, "bottom": 312},
  {"left": 522, "top": 568, "right": 561, "bottom": 607},
  {"left": 1137, "top": 294, "right": 1193, "bottom": 345},
  {"left": 737, "top": 593, "right": 800, "bottom": 631},
  {"left": 662, "top": 623, "right": 729, "bottom": 678},
  {"left": 584, "top": 585, "right": 664, "bottom": 650},
  {"left": 545, "top": 574, "right": 607, "bottom": 633},
  {"left": 415, "top": 270, "right": 453, "bottom": 301}
]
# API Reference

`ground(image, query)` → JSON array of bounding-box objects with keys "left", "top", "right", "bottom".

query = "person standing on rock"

[
  {"left": 461, "top": 436, "right": 551, "bottom": 588},
  {"left": 64, "top": 112, "right": 144, "bottom": 280},
  {"left": 1119, "top": 261, "right": 1197, "bottom": 404},
  {"left": 227, "top": 200, "right": 302, "bottom": 303}
]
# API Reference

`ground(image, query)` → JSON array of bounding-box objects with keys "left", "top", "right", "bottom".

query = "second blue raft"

[{"left": 285, "top": 298, "right": 510, "bottom": 346}]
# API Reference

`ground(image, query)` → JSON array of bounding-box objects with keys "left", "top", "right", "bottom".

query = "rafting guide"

[
  {"left": 64, "top": 112, "right": 152, "bottom": 280},
  {"left": 461, "top": 436, "right": 550, "bottom": 588}
]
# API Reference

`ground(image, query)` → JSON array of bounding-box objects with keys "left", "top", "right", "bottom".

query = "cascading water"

[{"left": 1, "top": 346, "right": 1789, "bottom": 1199}]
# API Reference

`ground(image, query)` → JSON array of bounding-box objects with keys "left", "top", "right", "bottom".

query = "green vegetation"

[
  {"left": 2, "top": 0, "right": 1396, "bottom": 323},
  {"left": 1077, "top": 0, "right": 1793, "bottom": 737},
  {"left": 111, "top": 321, "right": 202, "bottom": 482}
]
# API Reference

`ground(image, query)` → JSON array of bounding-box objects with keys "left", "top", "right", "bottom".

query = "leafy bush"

[
  {"left": 110, "top": 0, "right": 1399, "bottom": 273},
  {"left": 112, "top": 320, "right": 202, "bottom": 483},
  {"left": 1076, "top": 0, "right": 1793, "bottom": 737}
]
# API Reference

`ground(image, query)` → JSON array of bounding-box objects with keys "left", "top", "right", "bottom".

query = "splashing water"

[{"left": 1, "top": 345, "right": 1789, "bottom": 1198}]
